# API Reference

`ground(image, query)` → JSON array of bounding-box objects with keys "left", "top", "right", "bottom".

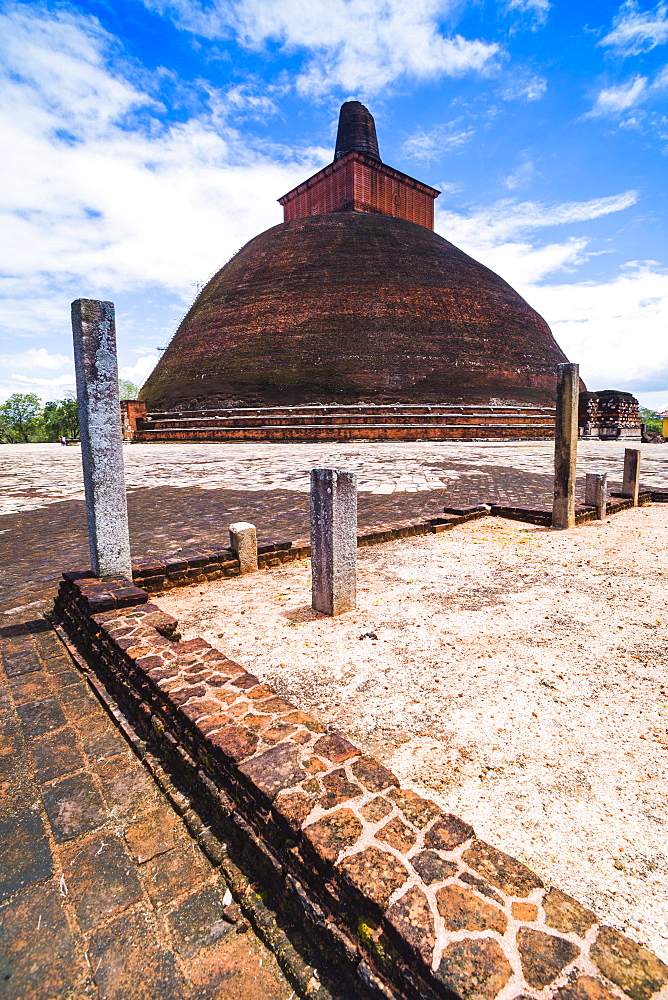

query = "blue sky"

[{"left": 1, "top": 0, "right": 667, "bottom": 408}]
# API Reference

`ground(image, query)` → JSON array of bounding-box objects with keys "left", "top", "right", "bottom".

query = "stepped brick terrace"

[{"left": 124, "top": 402, "right": 558, "bottom": 444}]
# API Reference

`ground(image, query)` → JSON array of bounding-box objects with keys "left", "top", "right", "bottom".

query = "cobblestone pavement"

[
  {"left": 3, "top": 441, "right": 668, "bottom": 516},
  {"left": 0, "top": 612, "right": 295, "bottom": 999},
  {"left": 2, "top": 440, "right": 666, "bottom": 614},
  {"left": 1, "top": 439, "right": 666, "bottom": 998}
]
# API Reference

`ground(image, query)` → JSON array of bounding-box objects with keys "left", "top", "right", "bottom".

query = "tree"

[
  {"left": 119, "top": 380, "right": 138, "bottom": 400},
  {"left": 639, "top": 407, "right": 661, "bottom": 433},
  {"left": 43, "top": 396, "right": 79, "bottom": 441},
  {"left": 0, "top": 410, "right": 14, "bottom": 444},
  {"left": 0, "top": 393, "right": 43, "bottom": 442}
]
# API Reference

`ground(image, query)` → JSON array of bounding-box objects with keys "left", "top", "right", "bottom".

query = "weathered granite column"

[
  {"left": 585, "top": 473, "right": 607, "bottom": 520},
  {"left": 552, "top": 363, "right": 579, "bottom": 529},
  {"left": 311, "top": 468, "right": 357, "bottom": 615},
  {"left": 622, "top": 448, "right": 641, "bottom": 505},
  {"left": 229, "top": 522, "right": 258, "bottom": 573},
  {"left": 72, "top": 299, "right": 132, "bottom": 578}
]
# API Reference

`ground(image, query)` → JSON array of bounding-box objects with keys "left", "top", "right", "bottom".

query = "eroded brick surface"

[
  {"left": 517, "top": 928, "right": 581, "bottom": 988},
  {"left": 590, "top": 927, "right": 668, "bottom": 1000},
  {"left": 543, "top": 887, "right": 597, "bottom": 937},
  {"left": 0, "top": 613, "right": 293, "bottom": 1000},
  {"left": 462, "top": 839, "right": 544, "bottom": 896},
  {"left": 386, "top": 885, "right": 434, "bottom": 966},
  {"left": 436, "top": 937, "right": 513, "bottom": 1000},
  {"left": 338, "top": 846, "right": 409, "bottom": 909},
  {"left": 436, "top": 883, "right": 507, "bottom": 934}
]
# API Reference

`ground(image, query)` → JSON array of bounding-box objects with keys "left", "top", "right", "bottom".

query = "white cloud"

[
  {"left": 531, "top": 262, "right": 668, "bottom": 395},
  {"left": 585, "top": 63, "right": 668, "bottom": 122},
  {"left": 143, "top": 0, "right": 501, "bottom": 95},
  {"left": 402, "top": 121, "right": 475, "bottom": 162},
  {"left": 587, "top": 75, "right": 649, "bottom": 116},
  {"left": 600, "top": 1, "right": 668, "bottom": 56},
  {"left": 500, "top": 72, "right": 547, "bottom": 101},
  {"left": 0, "top": 347, "right": 75, "bottom": 402},
  {"left": 1, "top": 348, "right": 72, "bottom": 374},
  {"left": 504, "top": 0, "right": 550, "bottom": 29},
  {"left": 11, "top": 373, "right": 76, "bottom": 389},
  {"left": 435, "top": 193, "right": 667, "bottom": 398},
  {"left": 436, "top": 190, "right": 638, "bottom": 249},
  {"left": 119, "top": 354, "right": 159, "bottom": 387},
  {"left": 0, "top": 5, "right": 326, "bottom": 347},
  {"left": 504, "top": 158, "right": 535, "bottom": 190}
]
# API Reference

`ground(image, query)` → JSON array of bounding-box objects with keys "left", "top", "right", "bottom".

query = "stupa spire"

[{"left": 334, "top": 101, "right": 380, "bottom": 161}]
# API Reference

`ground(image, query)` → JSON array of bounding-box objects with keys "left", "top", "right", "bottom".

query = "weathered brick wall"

[
  {"left": 279, "top": 152, "right": 438, "bottom": 230},
  {"left": 120, "top": 399, "right": 147, "bottom": 441},
  {"left": 129, "top": 403, "right": 556, "bottom": 442},
  {"left": 138, "top": 213, "right": 569, "bottom": 412},
  {"left": 578, "top": 393, "right": 641, "bottom": 440},
  {"left": 130, "top": 512, "right": 485, "bottom": 592},
  {"left": 55, "top": 546, "right": 668, "bottom": 1000}
]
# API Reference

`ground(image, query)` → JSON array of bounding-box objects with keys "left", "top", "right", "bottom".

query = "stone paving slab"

[
  {"left": 0, "top": 613, "right": 295, "bottom": 1000},
  {"left": 3, "top": 441, "right": 668, "bottom": 516}
]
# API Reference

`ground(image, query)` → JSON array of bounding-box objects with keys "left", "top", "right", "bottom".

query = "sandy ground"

[{"left": 159, "top": 506, "right": 668, "bottom": 961}]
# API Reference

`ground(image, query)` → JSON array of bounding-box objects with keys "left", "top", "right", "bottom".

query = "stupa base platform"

[{"left": 124, "top": 402, "right": 556, "bottom": 443}]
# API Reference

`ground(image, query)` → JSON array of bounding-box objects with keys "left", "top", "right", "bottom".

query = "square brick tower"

[{"left": 279, "top": 101, "right": 440, "bottom": 231}]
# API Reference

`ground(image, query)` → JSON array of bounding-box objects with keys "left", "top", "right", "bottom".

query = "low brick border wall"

[
  {"left": 488, "top": 490, "right": 655, "bottom": 528},
  {"left": 130, "top": 509, "right": 488, "bottom": 593},
  {"left": 55, "top": 554, "right": 668, "bottom": 1000},
  {"left": 128, "top": 492, "right": 664, "bottom": 593}
]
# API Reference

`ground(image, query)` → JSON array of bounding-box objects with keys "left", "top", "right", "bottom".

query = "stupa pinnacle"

[
  {"left": 334, "top": 100, "right": 381, "bottom": 160},
  {"left": 140, "top": 101, "right": 572, "bottom": 414}
]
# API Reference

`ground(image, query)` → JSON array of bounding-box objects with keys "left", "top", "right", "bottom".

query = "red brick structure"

[
  {"left": 578, "top": 390, "right": 641, "bottom": 440},
  {"left": 280, "top": 101, "right": 438, "bottom": 229},
  {"left": 140, "top": 102, "right": 574, "bottom": 419}
]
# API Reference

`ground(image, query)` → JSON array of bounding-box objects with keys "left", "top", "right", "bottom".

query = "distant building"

[
  {"left": 659, "top": 409, "right": 668, "bottom": 437},
  {"left": 578, "top": 390, "right": 641, "bottom": 440}
]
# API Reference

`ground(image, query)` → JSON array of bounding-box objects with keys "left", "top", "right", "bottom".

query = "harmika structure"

[{"left": 136, "top": 101, "right": 576, "bottom": 442}]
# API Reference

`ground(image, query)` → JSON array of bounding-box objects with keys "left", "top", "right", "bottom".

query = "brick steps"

[{"left": 133, "top": 403, "right": 556, "bottom": 443}]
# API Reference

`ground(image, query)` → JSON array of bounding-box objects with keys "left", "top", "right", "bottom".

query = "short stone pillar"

[
  {"left": 310, "top": 468, "right": 357, "bottom": 616},
  {"left": 71, "top": 299, "right": 132, "bottom": 578},
  {"left": 229, "top": 522, "right": 258, "bottom": 573},
  {"left": 552, "top": 363, "right": 580, "bottom": 530},
  {"left": 622, "top": 448, "right": 641, "bottom": 505},
  {"left": 585, "top": 473, "right": 607, "bottom": 520}
]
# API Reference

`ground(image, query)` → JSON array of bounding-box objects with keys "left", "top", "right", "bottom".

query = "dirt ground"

[{"left": 159, "top": 505, "right": 668, "bottom": 962}]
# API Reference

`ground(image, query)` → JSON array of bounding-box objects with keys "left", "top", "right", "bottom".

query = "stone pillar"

[
  {"left": 71, "top": 299, "right": 132, "bottom": 578},
  {"left": 229, "top": 522, "right": 258, "bottom": 573},
  {"left": 585, "top": 473, "right": 607, "bottom": 520},
  {"left": 310, "top": 469, "right": 357, "bottom": 616},
  {"left": 552, "top": 363, "right": 579, "bottom": 530},
  {"left": 622, "top": 448, "right": 641, "bottom": 506}
]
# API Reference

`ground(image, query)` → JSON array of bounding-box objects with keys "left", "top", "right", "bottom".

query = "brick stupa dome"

[{"left": 140, "top": 102, "right": 570, "bottom": 411}]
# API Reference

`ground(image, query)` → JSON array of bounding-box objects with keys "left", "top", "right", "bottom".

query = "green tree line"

[
  {"left": 0, "top": 381, "right": 138, "bottom": 443},
  {"left": 639, "top": 407, "right": 662, "bottom": 433}
]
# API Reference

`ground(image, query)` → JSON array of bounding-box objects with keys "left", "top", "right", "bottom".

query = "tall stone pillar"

[
  {"left": 310, "top": 469, "right": 357, "bottom": 615},
  {"left": 622, "top": 448, "right": 641, "bottom": 506},
  {"left": 72, "top": 299, "right": 132, "bottom": 579},
  {"left": 552, "top": 363, "right": 579, "bottom": 530}
]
